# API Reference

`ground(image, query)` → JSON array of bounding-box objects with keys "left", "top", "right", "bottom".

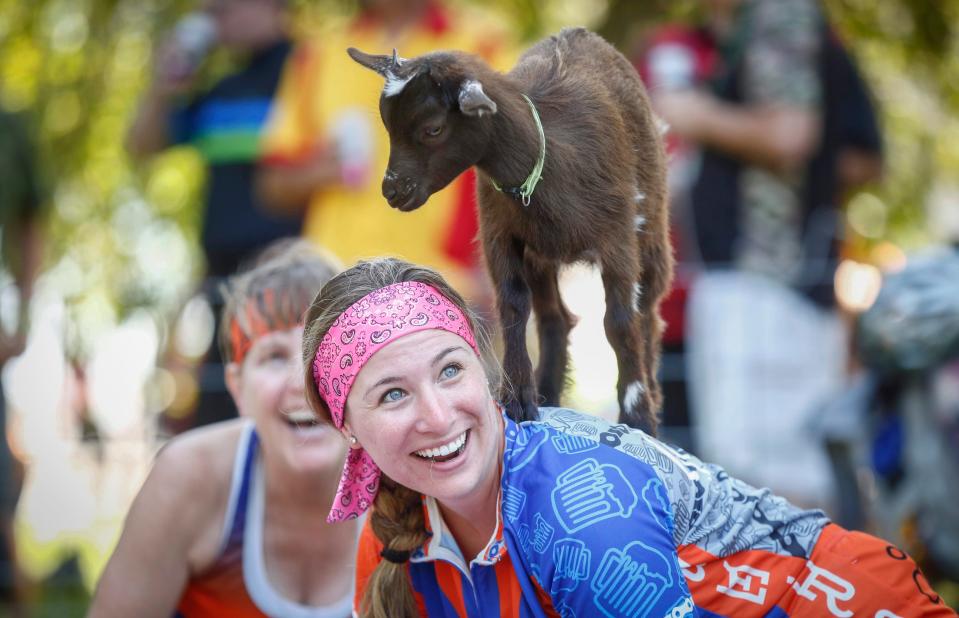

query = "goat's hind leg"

[
  {"left": 525, "top": 254, "right": 576, "bottom": 407},
  {"left": 636, "top": 221, "right": 672, "bottom": 420},
  {"left": 600, "top": 251, "right": 658, "bottom": 435}
]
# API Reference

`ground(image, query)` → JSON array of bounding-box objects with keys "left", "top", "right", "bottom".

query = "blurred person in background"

[
  {"left": 0, "top": 105, "right": 47, "bottom": 616},
  {"left": 651, "top": 0, "right": 883, "bottom": 509},
  {"left": 126, "top": 0, "right": 305, "bottom": 428},
  {"left": 89, "top": 240, "right": 358, "bottom": 617},
  {"left": 256, "top": 0, "right": 516, "bottom": 301}
]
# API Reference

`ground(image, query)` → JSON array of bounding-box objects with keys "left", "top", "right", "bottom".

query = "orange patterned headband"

[{"left": 228, "top": 289, "right": 301, "bottom": 364}]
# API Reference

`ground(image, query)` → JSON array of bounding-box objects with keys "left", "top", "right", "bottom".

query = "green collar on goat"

[{"left": 489, "top": 94, "right": 546, "bottom": 207}]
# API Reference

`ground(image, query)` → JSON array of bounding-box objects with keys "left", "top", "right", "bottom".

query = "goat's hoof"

[{"left": 618, "top": 392, "right": 659, "bottom": 436}]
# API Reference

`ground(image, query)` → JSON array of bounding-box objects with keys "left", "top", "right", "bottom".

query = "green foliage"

[
  {"left": 825, "top": 0, "right": 959, "bottom": 251},
  {"left": 0, "top": 0, "right": 204, "bottom": 358}
]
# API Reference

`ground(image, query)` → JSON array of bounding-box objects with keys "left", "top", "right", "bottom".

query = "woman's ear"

[
  {"left": 339, "top": 421, "right": 357, "bottom": 447},
  {"left": 225, "top": 362, "right": 245, "bottom": 416}
]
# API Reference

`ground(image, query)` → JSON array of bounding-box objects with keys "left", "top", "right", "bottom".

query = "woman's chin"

[
  {"left": 261, "top": 422, "right": 347, "bottom": 472},
  {"left": 285, "top": 421, "right": 333, "bottom": 440},
  {"left": 282, "top": 443, "right": 347, "bottom": 476}
]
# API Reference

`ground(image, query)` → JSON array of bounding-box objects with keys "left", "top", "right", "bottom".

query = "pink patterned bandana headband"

[{"left": 312, "top": 281, "right": 479, "bottom": 523}]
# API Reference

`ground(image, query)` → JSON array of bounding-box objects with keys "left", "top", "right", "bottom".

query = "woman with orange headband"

[
  {"left": 91, "top": 240, "right": 357, "bottom": 617},
  {"left": 302, "top": 257, "right": 955, "bottom": 618}
]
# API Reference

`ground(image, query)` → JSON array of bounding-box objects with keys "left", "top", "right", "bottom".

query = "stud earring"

[{"left": 349, "top": 436, "right": 358, "bottom": 446}]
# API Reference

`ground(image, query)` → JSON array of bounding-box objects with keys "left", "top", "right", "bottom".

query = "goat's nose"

[
  {"left": 383, "top": 183, "right": 397, "bottom": 202},
  {"left": 382, "top": 174, "right": 398, "bottom": 201}
]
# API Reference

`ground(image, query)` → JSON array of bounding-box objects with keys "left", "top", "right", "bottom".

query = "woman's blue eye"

[
  {"left": 382, "top": 388, "right": 405, "bottom": 403},
  {"left": 441, "top": 364, "right": 461, "bottom": 379}
]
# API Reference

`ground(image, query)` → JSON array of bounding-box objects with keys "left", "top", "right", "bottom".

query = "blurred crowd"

[{"left": 1, "top": 0, "right": 957, "bottom": 614}]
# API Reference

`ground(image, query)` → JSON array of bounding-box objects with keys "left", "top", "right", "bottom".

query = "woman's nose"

[
  {"left": 415, "top": 386, "right": 450, "bottom": 433},
  {"left": 286, "top": 355, "right": 305, "bottom": 394}
]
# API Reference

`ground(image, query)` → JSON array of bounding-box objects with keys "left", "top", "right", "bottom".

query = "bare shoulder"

[
  {"left": 90, "top": 420, "right": 251, "bottom": 616},
  {"left": 153, "top": 420, "right": 245, "bottom": 483},
  {"left": 142, "top": 419, "right": 248, "bottom": 566}
]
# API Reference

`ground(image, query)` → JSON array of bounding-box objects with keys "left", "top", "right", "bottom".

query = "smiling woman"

[
  {"left": 343, "top": 328, "right": 502, "bottom": 549},
  {"left": 302, "top": 257, "right": 956, "bottom": 618},
  {"left": 89, "top": 239, "right": 357, "bottom": 618},
  {"left": 302, "top": 260, "right": 503, "bottom": 618}
]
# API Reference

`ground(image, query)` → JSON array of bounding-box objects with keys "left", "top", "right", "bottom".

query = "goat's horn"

[{"left": 391, "top": 48, "right": 404, "bottom": 68}]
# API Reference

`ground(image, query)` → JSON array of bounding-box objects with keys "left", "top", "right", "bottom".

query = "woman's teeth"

[
  {"left": 415, "top": 431, "right": 468, "bottom": 461},
  {"left": 285, "top": 410, "right": 318, "bottom": 428}
]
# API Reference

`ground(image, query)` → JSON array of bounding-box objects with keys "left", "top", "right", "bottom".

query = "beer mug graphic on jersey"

[
  {"left": 591, "top": 541, "right": 673, "bottom": 618},
  {"left": 532, "top": 512, "right": 554, "bottom": 554},
  {"left": 509, "top": 425, "right": 551, "bottom": 472},
  {"left": 552, "top": 538, "right": 592, "bottom": 593},
  {"left": 667, "top": 596, "right": 695, "bottom": 618},
  {"left": 552, "top": 432, "right": 598, "bottom": 455},
  {"left": 551, "top": 459, "right": 638, "bottom": 533},
  {"left": 503, "top": 484, "right": 527, "bottom": 523},
  {"left": 515, "top": 523, "right": 532, "bottom": 553}
]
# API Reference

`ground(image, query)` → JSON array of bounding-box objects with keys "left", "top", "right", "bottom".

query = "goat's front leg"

[
  {"left": 488, "top": 237, "right": 539, "bottom": 423},
  {"left": 600, "top": 253, "right": 658, "bottom": 436},
  {"left": 524, "top": 253, "right": 576, "bottom": 406}
]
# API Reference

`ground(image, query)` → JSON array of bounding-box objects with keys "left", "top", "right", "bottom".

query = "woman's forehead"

[
  {"left": 357, "top": 330, "right": 470, "bottom": 374},
  {"left": 248, "top": 324, "right": 303, "bottom": 348}
]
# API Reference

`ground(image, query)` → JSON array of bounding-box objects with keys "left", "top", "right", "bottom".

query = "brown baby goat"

[{"left": 349, "top": 28, "right": 671, "bottom": 435}]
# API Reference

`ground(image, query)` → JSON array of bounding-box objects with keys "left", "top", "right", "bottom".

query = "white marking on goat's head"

[
  {"left": 383, "top": 71, "right": 413, "bottom": 97},
  {"left": 458, "top": 80, "right": 497, "bottom": 117},
  {"left": 623, "top": 381, "right": 645, "bottom": 412},
  {"left": 634, "top": 214, "right": 646, "bottom": 231},
  {"left": 632, "top": 282, "right": 642, "bottom": 312},
  {"left": 634, "top": 191, "right": 646, "bottom": 204}
]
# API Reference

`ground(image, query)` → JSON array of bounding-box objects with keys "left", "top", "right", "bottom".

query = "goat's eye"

[{"left": 423, "top": 125, "right": 444, "bottom": 138}]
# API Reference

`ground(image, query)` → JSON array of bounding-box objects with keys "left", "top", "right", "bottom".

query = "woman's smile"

[
  {"left": 413, "top": 429, "right": 470, "bottom": 463},
  {"left": 285, "top": 409, "right": 319, "bottom": 430}
]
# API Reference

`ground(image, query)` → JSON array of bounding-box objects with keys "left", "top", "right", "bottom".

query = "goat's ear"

[
  {"left": 458, "top": 80, "right": 497, "bottom": 117},
  {"left": 347, "top": 47, "right": 403, "bottom": 77}
]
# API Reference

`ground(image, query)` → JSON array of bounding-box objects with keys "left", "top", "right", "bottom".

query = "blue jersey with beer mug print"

[
  {"left": 500, "top": 412, "right": 695, "bottom": 618},
  {"left": 356, "top": 408, "right": 945, "bottom": 616}
]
